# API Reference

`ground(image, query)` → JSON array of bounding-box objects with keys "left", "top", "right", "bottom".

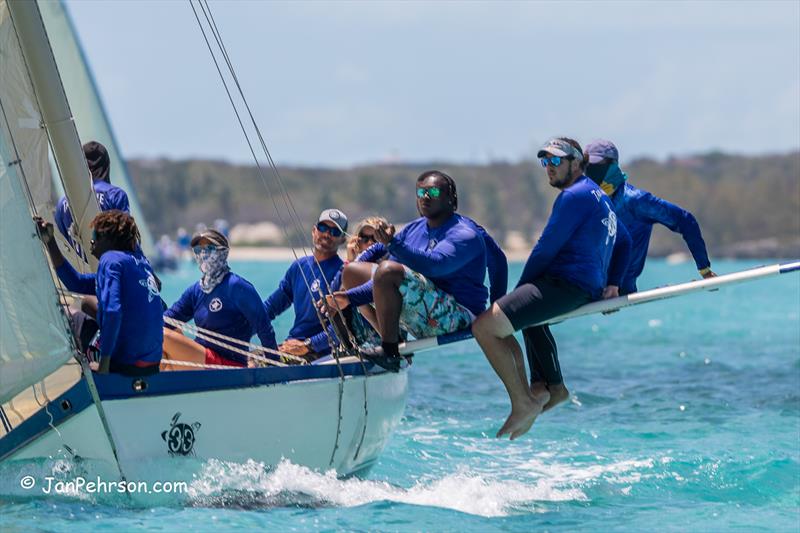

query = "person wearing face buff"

[
  {"left": 54, "top": 141, "right": 131, "bottom": 258},
  {"left": 161, "top": 229, "right": 277, "bottom": 369},
  {"left": 34, "top": 211, "right": 163, "bottom": 376},
  {"left": 471, "top": 138, "right": 631, "bottom": 440},
  {"left": 584, "top": 140, "right": 716, "bottom": 294}
]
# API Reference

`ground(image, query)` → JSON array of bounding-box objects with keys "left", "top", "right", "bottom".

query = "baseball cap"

[
  {"left": 537, "top": 138, "right": 583, "bottom": 161},
  {"left": 318, "top": 208, "right": 348, "bottom": 233},
  {"left": 585, "top": 139, "right": 619, "bottom": 164}
]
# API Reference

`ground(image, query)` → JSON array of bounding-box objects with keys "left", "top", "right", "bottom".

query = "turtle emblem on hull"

[{"left": 161, "top": 412, "right": 201, "bottom": 456}]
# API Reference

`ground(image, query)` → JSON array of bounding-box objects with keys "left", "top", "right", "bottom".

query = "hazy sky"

[{"left": 66, "top": 0, "right": 800, "bottom": 167}]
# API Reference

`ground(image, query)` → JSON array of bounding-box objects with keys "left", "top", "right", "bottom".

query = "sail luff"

[
  {"left": 38, "top": 0, "right": 156, "bottom": 257},
  {"left": 6, "top": 0, "right": 98, "bottom": 269}
]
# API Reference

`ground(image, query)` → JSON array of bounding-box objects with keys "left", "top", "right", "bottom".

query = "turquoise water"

[{"left": 1, "top": 259, "right": 798, "bottom": 531}]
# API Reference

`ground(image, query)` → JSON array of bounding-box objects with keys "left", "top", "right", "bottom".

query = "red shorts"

[{"left": 204, "top": 348, "right": 246, "bottom": 368}]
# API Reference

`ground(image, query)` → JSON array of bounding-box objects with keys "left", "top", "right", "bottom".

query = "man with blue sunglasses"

[
  {"left": 472, "top": 137, "right": 631, "bottom": 440},
  {"left": 584, "top": 139, "right": 715, "bottom": 294},
  {"left": 264, "top": 209, "right": 348, "bottom": 359}
]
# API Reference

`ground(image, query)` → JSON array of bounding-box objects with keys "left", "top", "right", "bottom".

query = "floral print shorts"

[{"left": 397, "top": 267, "right": 474, "bottom": 339}]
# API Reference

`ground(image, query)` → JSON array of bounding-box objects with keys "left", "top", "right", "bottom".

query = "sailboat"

[
  {"left": 0, "top": 0, "right": 408, "bottom": 482},
  {"left": 2, "top": 0, "right": 798, "bottom": 497}
]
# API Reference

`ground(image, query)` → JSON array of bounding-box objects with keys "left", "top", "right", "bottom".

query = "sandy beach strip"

[{"left": 228, "top": 246, "right": 533, "bottom": 262}]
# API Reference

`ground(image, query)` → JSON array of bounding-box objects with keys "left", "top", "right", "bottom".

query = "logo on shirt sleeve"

[
  {"left": 209, "top": 297, "right": 223, "bottom": 312},
  {"left": 602, "top": 207, "right": 617, "bottom": 245}
]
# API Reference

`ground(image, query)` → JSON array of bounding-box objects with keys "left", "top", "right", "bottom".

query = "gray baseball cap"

[
  {"left": 537, "top": 138, "right": 583, "bottom": 161},
  {"left": 585, "top": 139, "right": 619, "bottom": 164},
  {"left": 318, "top": 208, "right": 348, "bottom": 232}
]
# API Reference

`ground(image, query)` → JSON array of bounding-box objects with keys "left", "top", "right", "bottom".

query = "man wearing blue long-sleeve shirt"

[
  {"left": 472, "top": 138, "right": 631, "bottom": 441},
  {"left": 35, "top": 212, "right": 163, "bottom": 376},
  {"left": 584, "top": 139, "right": 716, "bottom": 293},
  {"left": 330, "top": 170, "right": 507, "bottom": 370},
  {"left": 55, "top": 141, "right": 131, "bottom": 259},
  {"left": 264, "top": 209, "right": 348, "bottom": 359}
]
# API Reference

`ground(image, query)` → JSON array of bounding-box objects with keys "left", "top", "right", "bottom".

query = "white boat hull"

[{"left": 4, "top": 365, "right": 408, "bottom": 482}]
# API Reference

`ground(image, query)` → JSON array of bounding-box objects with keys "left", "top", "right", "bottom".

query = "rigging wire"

[
  {"left": 196, "top": 3, "right": 373, "bottom": 453},
  {"left": 191, "top": 0, "right": 361, "bottom": 355},
  {"left": 187, "top": 1, "right": 345, "bottom": 357}
]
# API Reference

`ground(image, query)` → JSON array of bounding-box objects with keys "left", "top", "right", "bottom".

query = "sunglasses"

[
  {"left": 315, "top": 222, "right": 343, "bottom": 237},
  {"left": 192, "top": 244, "right": 219, "bottom": 254},
  {"left": 416, "top": 186, "right": 442, "bottom": 199},
  {"left": 358, "top": 232, "right": 376, "bottom": 244},
  {"left": 539, "top": 156, "right": 567, "bottom": 168}
]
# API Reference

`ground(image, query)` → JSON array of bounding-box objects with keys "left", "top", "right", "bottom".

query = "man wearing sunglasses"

[
  {"left": 472, "top": 137, "right": 631, "bottom": 440},
  {"left": 264, "top": 209, "right": 348, "bottom": 359},
  {"left": 584, "top": 139, "right": 715, "bottom": 294},
  {"left": 333, "top": 170, "right": 507, "bottom": 370}
]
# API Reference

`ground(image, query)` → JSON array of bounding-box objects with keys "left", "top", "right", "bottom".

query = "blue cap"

[{"left": 585, "top": 140, "right": 619, "bottom": 164}]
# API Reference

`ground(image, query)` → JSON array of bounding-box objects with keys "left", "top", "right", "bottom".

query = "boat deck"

[{"left": 0, "top": 362, "right": 82, "bottom": 438}]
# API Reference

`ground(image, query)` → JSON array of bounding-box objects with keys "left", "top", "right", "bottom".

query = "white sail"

[
  {"left": 0, "top": 0, "right": 53, "bottom": 218},
  {"left": 0, "top": 2, "right": 75, "bottom": 404},
  {"left": 37, "top": 0, "right": 155, "bottom": 257}
]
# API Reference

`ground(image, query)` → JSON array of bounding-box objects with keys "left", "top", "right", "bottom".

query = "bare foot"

[
  {"left": 543, "top": 383, "right": 569, "bottom": 412},
  {"left": 497, "top": 394, "right": 548, "bottom": 440},
  {"left": 530, "top": 381, "right": 549, "bottom": 403}
]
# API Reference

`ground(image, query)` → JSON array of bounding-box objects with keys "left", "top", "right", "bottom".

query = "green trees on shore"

[{"left": 129, "top": 151, "right": 799, "bottom": 257}]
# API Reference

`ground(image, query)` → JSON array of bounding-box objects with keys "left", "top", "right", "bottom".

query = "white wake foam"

[{"left": 187, "top": 458, "right": 593, "bottom": 517}]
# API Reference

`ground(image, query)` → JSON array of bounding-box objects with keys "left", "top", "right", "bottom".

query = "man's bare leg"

[
  {"left": 372, "top": 261, "right": 405, "bottom": 343},
  {"left": 341, "top": 263, "right": 382, "bottom": 331},
  {"left": 472, "top": 304, "right": 549, "bottom": 440}
]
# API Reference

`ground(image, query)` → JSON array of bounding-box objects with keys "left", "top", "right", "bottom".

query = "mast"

[{"left": 6, "top": 0, "right": 98, "bottom": 268}]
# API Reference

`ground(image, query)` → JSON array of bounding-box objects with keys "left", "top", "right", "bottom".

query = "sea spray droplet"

[
  {"left": 648, "top": 319, "right": 662, "bottom": 328},
  {"left": 679, "top": 405, "right": 686, "bottom": 411}
]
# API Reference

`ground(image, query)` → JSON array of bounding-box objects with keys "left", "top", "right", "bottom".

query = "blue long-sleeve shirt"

[
  {"left": 610, "top": 183, "right": 711, "bottom": 293},
  {"left": 164, "top": 273, "right": 277, "bottom": 365},
  {"left": 265, "top": 254, "right": 343, "bottom": 354},
  {"left": 55, "top": 180, "right": 130, "bottom": 257},
  {"left": 518, "top": 176, "right": 630, "bottom": 300},
  {"left": 462, "top": 217, "right": 508, "bottom": 303},
  {"left": 56, "top": 250, "right": 163, "bottom": 366},
  {"left": 344, "top": 217, "right": 508, "bottom": 308},
  {"left": 346, "top": 214, "right": 490, "bottom": 316}
]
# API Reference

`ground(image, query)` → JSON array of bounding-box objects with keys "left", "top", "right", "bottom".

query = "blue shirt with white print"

[
  {"left": 164, "top": 272, "right": 277, "bottom": 365},
  {"left": 55, "top": 180, "right": 130, "bottom": 257},
  {"left": 265, "top": 254, "right": 344, "bottom": 355},
  {"left": 56, "top": 250, "right": 163, "bottom": 366},
  {"left": 518, "top": 176, "right": 631, "bottom": 299}
]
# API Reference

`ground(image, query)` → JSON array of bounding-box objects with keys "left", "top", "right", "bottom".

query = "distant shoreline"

[{"left": 226, "top": 246, "right": 797, "bottom": 263}]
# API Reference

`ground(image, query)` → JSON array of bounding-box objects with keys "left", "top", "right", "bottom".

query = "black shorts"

[{"left": 497, "top": 277, "right": 591, "bottom": 331}]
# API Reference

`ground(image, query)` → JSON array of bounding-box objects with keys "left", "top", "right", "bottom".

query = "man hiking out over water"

[
  {"left": 326, "top": 170, "right": 507, "bottom": 370},
  {"left": 584, "top": 139, "right": 716, "bottom": 293},
  {"left": 472, "top": 138, "right": 631, "bottom": 440}
]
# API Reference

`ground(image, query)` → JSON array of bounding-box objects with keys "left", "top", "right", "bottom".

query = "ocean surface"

[{"left": 1, "top": 259, "right": 798, "bottom": 532}]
